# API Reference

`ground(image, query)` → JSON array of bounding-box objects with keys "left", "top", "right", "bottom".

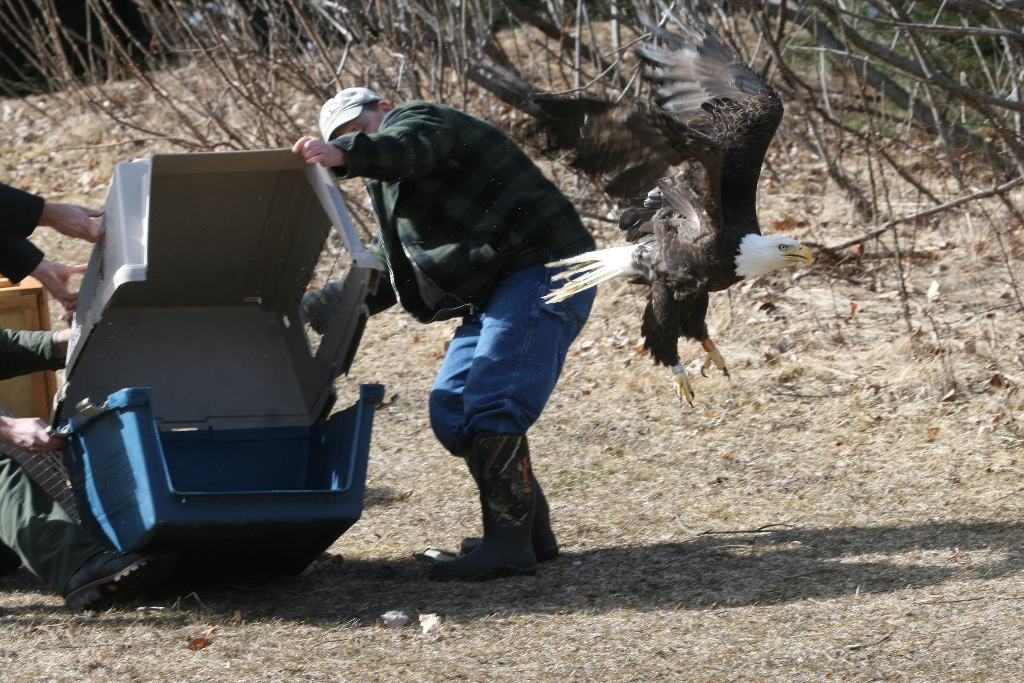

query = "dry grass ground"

[{"left": 3, "top": 92, "right": 1024, "bottom": 682}]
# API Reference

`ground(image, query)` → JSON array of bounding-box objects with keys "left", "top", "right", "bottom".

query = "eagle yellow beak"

[{"left": 784, "top": 244, "right": 814, "bottom": 265}]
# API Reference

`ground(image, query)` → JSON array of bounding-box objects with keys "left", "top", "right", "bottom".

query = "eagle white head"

[{"left": 734, "top": 234, "right": 814, "bottom": 280}]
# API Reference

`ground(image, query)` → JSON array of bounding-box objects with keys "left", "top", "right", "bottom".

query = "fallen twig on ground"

[
  {"left": 700, "top": 523, "right": 795, "bottom": 535},
  {"left": 920, "top": 595, "right": 1024, "bottom": 605},
  {"left": 846, "top": 631, "right": 894, "bottom": 650}
]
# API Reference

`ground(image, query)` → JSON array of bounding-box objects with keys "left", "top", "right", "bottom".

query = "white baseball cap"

[{"left": 319, "top": 87, "right": 383, "bottom": 140}]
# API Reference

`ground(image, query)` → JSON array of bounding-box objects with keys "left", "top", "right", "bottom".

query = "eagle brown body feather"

[{"left": 531, "top": 13, "right": 784, "bottom": 368}]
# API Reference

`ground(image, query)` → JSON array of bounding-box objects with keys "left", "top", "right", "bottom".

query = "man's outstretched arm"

[
  {"left": 0, "top": 183, "right": 103, "bottom": 242},
  {"left": 0, "top": 182, "right": 45, "bottom": 238},
  {"left": 329, "top": 103, "right": 455, "bottom": 182},
  {"left": 294, "top": 103, "right": 456, "bottom": 182},
  {"left": 0, "top": 328, "right": 67, "bottom": 381}
]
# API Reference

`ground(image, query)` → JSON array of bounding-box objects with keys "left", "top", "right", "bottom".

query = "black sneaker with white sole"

[{"left": 63, "top": 549, "right": 178, "bottom": 611}]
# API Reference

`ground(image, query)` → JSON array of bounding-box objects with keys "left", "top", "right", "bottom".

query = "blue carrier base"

[{"left": 63, "top": 384, "right": 384, "bottom": 578}]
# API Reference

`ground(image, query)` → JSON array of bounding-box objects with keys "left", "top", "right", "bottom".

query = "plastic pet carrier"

[{"left": 58, "top": 149, "right": 384, "bottom": 577}]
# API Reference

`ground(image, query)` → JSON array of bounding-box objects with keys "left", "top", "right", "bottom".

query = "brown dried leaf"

[
  {"left": 185, "top": 637, "right": 212, "bottom": 651},
  {"left": 927, "top": 426, "right": 940, "bottom": 439},
  {"left": 230, "top": 610, "right": 243, "bottom": 623},
  {"left": 991, "top": 373, "right": 1005, "bottom": 388},
  {"left": 184, "top": 625, "right": 219, "bottom": 650},
  {"left": 772, "top": 216, "right": 797, "bottom": 231}
]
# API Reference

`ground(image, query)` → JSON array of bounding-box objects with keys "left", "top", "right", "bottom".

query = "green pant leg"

[{"left": 0, "top": 454, "right": 104, "bottom": 594}]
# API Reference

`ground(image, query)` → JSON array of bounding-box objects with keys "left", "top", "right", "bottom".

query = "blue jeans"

[{"left": 429, "top": 263, "right": 596, "bottom": 455}]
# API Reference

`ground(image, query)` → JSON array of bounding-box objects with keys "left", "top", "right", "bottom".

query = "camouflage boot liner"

[{"left": 467, "top": 434, "right": 533, "bottom": 528}]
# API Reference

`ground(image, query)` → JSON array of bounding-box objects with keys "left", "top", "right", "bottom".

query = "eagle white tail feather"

[{"left": 544, "top": 245, "right": 640, "bottom": 303}]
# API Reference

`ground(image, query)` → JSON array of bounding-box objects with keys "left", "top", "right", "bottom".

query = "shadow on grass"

[
  {"left": 4, "top": 520, "right": 1022, "bottom": 626},
  {"left": 363, "top": 486, "right": 399, "bottom": 508}
]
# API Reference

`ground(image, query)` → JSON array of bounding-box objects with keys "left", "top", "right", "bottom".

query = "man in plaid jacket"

[{"left": 294, "top": 88, "right": 596, "bottom": 581}]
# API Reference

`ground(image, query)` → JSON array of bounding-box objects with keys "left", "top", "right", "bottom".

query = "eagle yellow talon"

[
  {"left": 700, "top": 340, "right": 730, "bottom": 378},
  {"left": 672, "top": 364, "right": 694, "bottom": 408}
]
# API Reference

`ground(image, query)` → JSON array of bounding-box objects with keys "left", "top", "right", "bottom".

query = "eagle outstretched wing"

[
  {"left": 638, "top": 16, "right": 783, "bottom": 225},
  {"left": 529, "top": 96, "right": 721, "bottom": 202},
  {"left": 529, "top": 11, "right": 783, "bottom": 236}
]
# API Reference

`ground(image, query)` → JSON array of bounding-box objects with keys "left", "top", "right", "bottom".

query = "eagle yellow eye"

[{"left": 779, "top": 244, "right": 788, "bottom": 251}]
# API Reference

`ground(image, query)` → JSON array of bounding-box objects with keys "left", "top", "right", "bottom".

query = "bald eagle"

[{"left": 535, "top": 12, "right": 812, "bottom": 405}]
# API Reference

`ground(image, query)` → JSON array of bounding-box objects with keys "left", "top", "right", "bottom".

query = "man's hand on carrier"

[
  {"left": 38, "top": 202, "right": 104, "bottom": 243},
  {"left": 0, "top": 416, "right": 66, "bottom": 452},
  {"left": 53, "top": 328, "right": 71, "bottom": 357},
  {"left": 292, "top": 137, "right": 346, "bottom": 168},
  {"left": 32, "top": 260, "right": 86, "bottom": 311}
]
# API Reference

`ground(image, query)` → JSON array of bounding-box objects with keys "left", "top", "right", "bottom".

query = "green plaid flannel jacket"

[{"left": 330, "top": 101, "right": 595, "bottom": 323}]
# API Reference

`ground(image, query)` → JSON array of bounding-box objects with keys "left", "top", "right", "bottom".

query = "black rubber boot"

[
  {"left": 430, "top": 434, "right": 537, "bottom": 581},
  {"left": 63, "top": 549, "right": 178, "bottom": 611},
  {"left": 459, "top": 472, "right": 558, "bottom": 561}
]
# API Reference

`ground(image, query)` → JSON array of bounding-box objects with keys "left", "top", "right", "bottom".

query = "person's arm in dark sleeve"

[
  {"left": 0, "top": 328, "right": 64, "bottom": 381},
  {"left": 0, "top": 183, "right": 45, "bottom": 238},
  {"left": 0, "top": 234, "right": 44, "bottom": 284},
  {"left": 330, "top": 103, "right": 456, "bottom": 182}
]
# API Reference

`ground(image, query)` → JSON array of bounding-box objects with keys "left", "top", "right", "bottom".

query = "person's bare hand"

[
  {"left": 0, "top": 416, "right": 66, "bottom": 452},
  {"left": 38, "top": 202, "right": 104, "bottom": 242},
  {"left": 53, "top": 328, "right": 71, "bottom": 358},
  {"left": 292, "top": 136, "right": 346, "bottom": 168},
  {"left": 31, "top": 260, "right": 87, "bottom": 309}
]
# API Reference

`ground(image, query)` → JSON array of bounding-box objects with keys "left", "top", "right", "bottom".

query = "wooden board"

[{"left": 0, "top": 277, "right": 57, "bottom": 420}]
